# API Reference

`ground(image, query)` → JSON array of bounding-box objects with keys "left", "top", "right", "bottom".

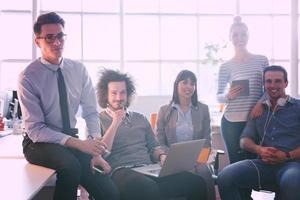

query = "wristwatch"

[{"left": 285, "top": 151, "right": 293, "bottom": 161}]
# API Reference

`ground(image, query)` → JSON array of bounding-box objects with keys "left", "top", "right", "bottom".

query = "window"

[{"left": 0, "top": 0, "right": 298, "bottom": 100}]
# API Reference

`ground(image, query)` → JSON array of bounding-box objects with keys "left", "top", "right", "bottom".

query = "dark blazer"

[{"left": 156, "top": 101, "right": 211, "bottom": 151}]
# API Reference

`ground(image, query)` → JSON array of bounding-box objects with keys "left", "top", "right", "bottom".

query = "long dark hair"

[{"left": 172, "top": 70, "right": 198, "bottom": 107}]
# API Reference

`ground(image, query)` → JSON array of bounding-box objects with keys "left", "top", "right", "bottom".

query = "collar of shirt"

[
  {"left": 40, "top": 57, "right": 63, "bottom": 72},
  {"left": 172, "top": 102, "right": 192, "bottom": 111}
]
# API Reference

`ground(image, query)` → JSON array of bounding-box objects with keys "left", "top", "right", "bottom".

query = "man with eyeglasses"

[{"left": 17, "top": 12, "right": 119, "bottom": 200}]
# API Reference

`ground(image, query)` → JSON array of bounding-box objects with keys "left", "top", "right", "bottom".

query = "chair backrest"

[
  {"left": 197, "top": 147, "right": 211, "bottom": 164},
  {"left": 149, "top": 112, "right": 157, "bottom": 131}
]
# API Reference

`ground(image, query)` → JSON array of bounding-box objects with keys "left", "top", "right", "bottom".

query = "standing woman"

[
  {"left": 217, "top": 16, "right": 269, "bottom": 164},
  {"left": 156, "top": 70, "right": 215, "bottom": 200}
]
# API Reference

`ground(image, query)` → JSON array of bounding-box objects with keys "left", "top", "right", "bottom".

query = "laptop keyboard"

[{"left": 148, "top": 168, "right": 161, "bottom": 174}]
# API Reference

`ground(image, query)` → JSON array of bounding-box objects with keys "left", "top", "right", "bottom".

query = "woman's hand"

[
  {"left": 159, "top": 154, "right": 167, "bottom": 166},
  {"left": 250, "top": 101, "right": 264, "bottom": 119},
  {"left": 226, "top": 85, "right": 242, "bottom": 100}
]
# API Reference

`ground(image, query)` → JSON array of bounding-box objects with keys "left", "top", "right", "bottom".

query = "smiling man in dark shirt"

[{"left": 217, "top": 65, "right": 300, "bottom": 200}]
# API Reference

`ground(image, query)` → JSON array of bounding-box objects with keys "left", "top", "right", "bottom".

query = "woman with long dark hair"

[{"left": 156, "top": 69, "right": 214, "bottom": 200}]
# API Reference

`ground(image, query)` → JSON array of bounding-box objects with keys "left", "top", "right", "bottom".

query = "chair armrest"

[
  {"left": 214, "top": 150, "right": 225, "bottom": 174},
  {"left": 207, "top": 149, "right": 224, "bottom": 180}
]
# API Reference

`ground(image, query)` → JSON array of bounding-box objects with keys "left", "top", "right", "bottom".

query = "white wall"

[{"left": 129, "top": 95, "right": 171, "bottom": 119}]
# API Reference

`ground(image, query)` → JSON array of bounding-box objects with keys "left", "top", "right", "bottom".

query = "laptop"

[{"left": 132, "top": 139, "right": 205, "bottom": 177}]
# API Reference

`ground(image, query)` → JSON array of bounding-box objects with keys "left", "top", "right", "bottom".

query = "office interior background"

[{"left": 0, "top": 0, "right": 299, "bottom": 113}]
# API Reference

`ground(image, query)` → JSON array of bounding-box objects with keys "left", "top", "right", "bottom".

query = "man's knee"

[
  {"left": 280, "top": 165, "right": 300, "bottom": 191},
  {"left": 129, "top": 176, "right": 159, "bottom": 194},
  {"left": 58, "top": 157, "right": 82, "bottom": 183},
  {"left": 217, "top": 165, "right": 237, "bottom": 187},
  {"left": 122, "top": 175, "right": 159, "bottom": 199}
]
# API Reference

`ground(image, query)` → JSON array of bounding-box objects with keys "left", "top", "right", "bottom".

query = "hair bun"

[{"left": 233, "top": 16, "right": 242, "bottom": 24}]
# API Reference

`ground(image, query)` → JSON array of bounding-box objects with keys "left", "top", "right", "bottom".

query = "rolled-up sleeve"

[{"left": 240, "top": 118, "right": 257, "bottom": 141}]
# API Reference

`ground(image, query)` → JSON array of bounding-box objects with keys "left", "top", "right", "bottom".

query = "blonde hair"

[{"left": 230, "top": 16, "right": 248, "bottom": 33}]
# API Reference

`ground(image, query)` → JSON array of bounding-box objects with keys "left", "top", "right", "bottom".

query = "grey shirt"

[
  {"left": 100, "top": 111, "right": 161, "bottom": 169},
  {"left": 18, "top": 57, "right": 100, "bottom": 144}
]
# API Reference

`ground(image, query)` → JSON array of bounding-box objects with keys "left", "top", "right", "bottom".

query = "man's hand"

[
  {"left": 226, "top": 85, "right": 242, "bottom": 100},
  {"left": 106, "top": 108, "right": 126, "bottom": 127},
  {"left": 91, "top": 156, "right": 111, "bottom": 174},
  {"left": 269, "top": 149, "right": 287, "bottom": 164},
  {"left": 65, "top": 137, "right": 108, "bottom": 157},
  {"left": 80, "top": 139, "right": 108, "bottom": 156},
  {"left": 256, "top": 146, "right": 286, "bottom": 164}
]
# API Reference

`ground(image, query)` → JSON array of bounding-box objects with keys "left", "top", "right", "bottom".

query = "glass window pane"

[
  {"left": 83, "top": 63, "right": 120, "bottom": 86},
  {"left": 124, "top": 63, "right": 159, "bottom": 95},
  {"left": 0, "top": 62, "right": 29, "bottom": 90},
  {"left": 240, "top": 0, "right": 289, "bottom": 14},
  {"left": 272, "top": 0, "right": 290, "bottom": 14},
  {"left": 82, "top": 0, "right": 119, "bottom": 12},
  {"left": 59, "top": 14, "right": 82, "bottom": 59},
  {"left": 124, "top": 0, "right": 159, "bottom": 13},
  {"left": 273, "top": 16, "right": 290, "bottom": 59},
  {"left": 1, "top": 13, "right": 32, "bottom": 59},
  {"left": 160, "top": 0, "right": 198, "bottom": 14},
  {"left": 41, "top": 0, "right": 81, "bottom": 12},
  {"left": 198, "top": 16, "right": 232, "bottom": 61},
  {"left": 240, "top": 0, "right": 273, "bottom": 14},
  {"left": 198, "top": 0, "right": 235, "bottom": 14},
  {"left": 198, "top": 64, "right": 219, "bottom": 102},
  {"left": 243, "top": 16, "right": 272, "bottom": 59},
  {"left": 83, "top": 15, "right": 120, "bottom": 60},
  {"left": 161, "top": 16, "right": 197, "bottom": 60},
  {"left": 124, "top": 15, "right": 159, "bottom": 60},
  {"left": 0, "top": 0, "right": 31, "bottom": 10},
  {"left": 161, "top": 62, "right": 197, "bottom": 95}
]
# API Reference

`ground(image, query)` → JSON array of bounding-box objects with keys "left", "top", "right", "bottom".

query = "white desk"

[
  {"left": 0, "top": 133, "right": 23, "bottom": 158},
  {"left": 0, "top": 129, "right": 13, "bottom": 138},
  {"left": 0, "top": 159, "right": 55, "bottom": 200}
]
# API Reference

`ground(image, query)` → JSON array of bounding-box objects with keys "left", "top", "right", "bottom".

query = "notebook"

[{"left": 132, "top": 139, "right": 205, "bottom": 177}]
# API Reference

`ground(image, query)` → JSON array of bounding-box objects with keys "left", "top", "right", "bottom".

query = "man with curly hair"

[{"left": 96, "top": 69, "right": 208, "bottom": 200}]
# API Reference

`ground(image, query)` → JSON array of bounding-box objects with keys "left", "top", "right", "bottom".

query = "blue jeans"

[
  {"left": 221, "top": 116, "right": 255, "bottom": 164},
  {"left": 217, "top": 159, "right": 300, "bottom": 200}
]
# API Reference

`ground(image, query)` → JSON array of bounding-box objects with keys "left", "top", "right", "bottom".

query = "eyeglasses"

[{"left": 37, "top": 32, "right": 67, "bottom": 43}]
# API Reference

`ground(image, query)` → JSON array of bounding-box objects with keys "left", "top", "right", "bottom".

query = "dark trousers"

[
  {"left": 220, "top": 116, "right": 255, "bottom": 200},
  {"left": 111, "top": 168, "right": 207, "bottom": 200},
  {"left": 23, "top": 137, "right": 119, "bottom": 200},
  {"left": 221, "top": 116, "right": 256, "bottom": 164}
]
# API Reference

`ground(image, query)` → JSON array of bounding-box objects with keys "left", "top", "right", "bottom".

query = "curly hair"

[{"left": 96, "top": 69, "right": 136, "bottom": 108}]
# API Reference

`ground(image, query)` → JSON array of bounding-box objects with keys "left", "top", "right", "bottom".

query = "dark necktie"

[{"left": 57, "top": 68, "right": 71, "bottom": 131}]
